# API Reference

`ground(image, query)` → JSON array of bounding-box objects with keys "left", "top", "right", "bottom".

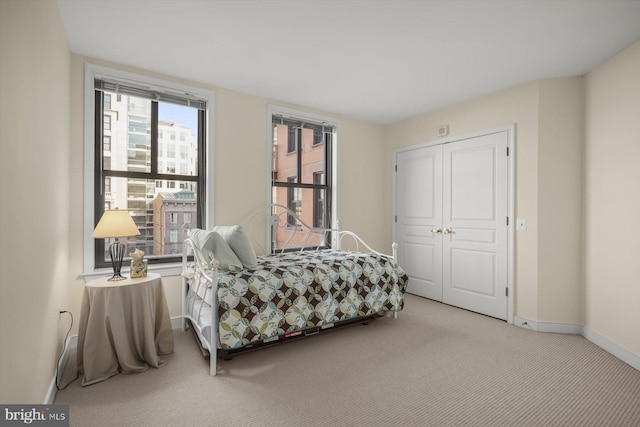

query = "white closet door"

[
  {"left": 442, "top": 131, "right": 509, "bottom": 320},
  {"left": 396, "top": 146, "right": 443, "bottom": 300}
]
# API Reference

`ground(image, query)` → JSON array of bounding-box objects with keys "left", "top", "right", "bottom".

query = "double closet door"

[{"left": 395, "top": 130, "right": 510, "bottom": 320}]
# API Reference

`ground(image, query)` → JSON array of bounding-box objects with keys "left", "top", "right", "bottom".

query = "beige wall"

[
  {"left": 0, "top": 0, "right": 71, "bottom": 403},
  {"left": 537, "top": 78, "right": 584, "bottom": 324},
  {"left": 584, "top": 41, "right": 640, "bottom": 355},
  {"left": 339, "top": 119, "right": 386, "bottom": 251}
]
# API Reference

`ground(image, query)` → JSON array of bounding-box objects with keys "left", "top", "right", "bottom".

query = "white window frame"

[
  {"left": 83, "top": 64, "right": 215, "bottom": 280},
  {"left": 266, "top": 104, "right": 340, "bottom": 251}
]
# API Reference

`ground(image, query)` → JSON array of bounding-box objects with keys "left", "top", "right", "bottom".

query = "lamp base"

[{"left": 108, "top": 240, "right": 127, "bottom": 281}]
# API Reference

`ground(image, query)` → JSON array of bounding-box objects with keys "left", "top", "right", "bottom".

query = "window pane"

[
  {"left": 102, "top": 91, "right": 152, "bottom": 173},
  {"left": 273, "top": 124, "right": 297, "bottom": 183},
  {"left": 272, "top": 187, "right": 327, "bottom": 251},
  {"left": 100, "top": 176, "right": 197, "bottom": 263},
  {"left": 313, "top": 172, "right": 325, "bottom": 228},
  {"left": 300, "top": 128, "right": 325, "bottom": 184},
  {"left": 158, "top": 103, "right": 198, "bottom": 176},
  {"left": 272, "top": 123, "right": 326, "bottom": 185}
]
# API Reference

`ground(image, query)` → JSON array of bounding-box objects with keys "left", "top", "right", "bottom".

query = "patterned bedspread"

[{"left": 189, "top": 249, "right": 408, "bottom": 350}]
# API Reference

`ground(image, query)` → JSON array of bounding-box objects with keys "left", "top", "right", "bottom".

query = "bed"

[{"left": 181, "top": 205, "right": 409, "bottom": 375}]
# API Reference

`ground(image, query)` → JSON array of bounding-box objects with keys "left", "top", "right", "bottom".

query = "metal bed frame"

[{"left": 181, "top": 204, "right": 399, "bottom": 376}]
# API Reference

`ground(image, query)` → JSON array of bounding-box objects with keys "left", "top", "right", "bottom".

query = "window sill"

[{"left": 81, "top": 263, "right": 183, "bottom": 283}]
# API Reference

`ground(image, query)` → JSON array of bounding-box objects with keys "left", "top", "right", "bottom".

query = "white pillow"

[
  {"left": 188, "top": 228, "right": 242, "bottom": 271},
  {"left": 213, "top": 225, "right": 258, "bottom": 268},
  {"left": 186, "top": 228, "right": 209, "bottom": 264}
]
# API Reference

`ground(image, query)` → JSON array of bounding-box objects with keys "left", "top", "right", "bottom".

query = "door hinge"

[
  {"left": 506, "top": 147, "right": 510, "bottom": 156},
  {"left": 394, "top": 215, "right": 397, "bottom": 223},
  {"left": 506, "top": 217, "right": 509, "bottom": 226},
  {"left": 506, "top": 287, "right": 509, "bottom": 297},
  {"left": 395, "top": 165, "right": 397, "bottom": 172}
]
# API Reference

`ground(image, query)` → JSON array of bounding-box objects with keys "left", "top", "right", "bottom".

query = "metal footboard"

[
  {"left": 182, "top": 238, "right": 219, "bottom": 376},
  {"left": 181, "top": 204, "right": 403, "bottom": 376}
]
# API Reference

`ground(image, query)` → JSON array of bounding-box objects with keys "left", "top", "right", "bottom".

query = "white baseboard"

[
  {"left": 513, "top": 316, "right": 583, "bottom": 334},
  {"left": 514, "top": 316, "right": 639, "bottom": 371},
  {"left": 513, "top": 316, "right": 539, "bottom": 331},
  {"left": 582, "top": 327, "right": 640, "bottom": 371},
  {"left": 171, "top": 316, "right": 184, "bottom": 331}
]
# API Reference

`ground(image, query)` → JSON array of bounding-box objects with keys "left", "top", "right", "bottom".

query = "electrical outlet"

[{"left": 516, "top": 218, "right": 527, "bottom": 231}]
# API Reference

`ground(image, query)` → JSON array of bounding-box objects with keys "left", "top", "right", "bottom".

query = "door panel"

[
  {"left": 442, "top": 132, "right": 508, "bottom": 319},
  {"left": 450, "top": 249, "right": 496, "bottom": 296},
  {"left": 396, "top": 147, "right": 442, "bottom": 300}
]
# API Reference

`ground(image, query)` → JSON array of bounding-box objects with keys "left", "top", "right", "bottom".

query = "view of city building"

[{"left": 154, "top": 191, "right": 196, "bottom": 255}]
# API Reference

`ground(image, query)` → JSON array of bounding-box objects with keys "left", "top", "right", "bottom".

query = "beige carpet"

[{"left": 56, "top": 294, "right": 640, "bottom": 426}]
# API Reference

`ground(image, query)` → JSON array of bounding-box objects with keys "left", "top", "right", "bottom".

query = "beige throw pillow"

[
  {"left": 187, "top": 228, "right": 243, "bottom": 271},
  {"left": 213, "top": 225, "right": 258, "bottom": 268}
]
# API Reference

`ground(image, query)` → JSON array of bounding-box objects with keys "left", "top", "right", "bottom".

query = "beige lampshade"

[{"left": 93, "top": 209, "right": 141, "bottom": 239}]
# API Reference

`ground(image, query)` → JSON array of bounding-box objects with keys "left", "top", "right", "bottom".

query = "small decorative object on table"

[{"left": 130, "top": 248, "right": 147, "bottom": 278}]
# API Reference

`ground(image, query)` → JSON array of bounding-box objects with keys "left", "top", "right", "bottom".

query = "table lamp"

[{"left": 93, "top": 209, "right": 141, "bottom": 281}]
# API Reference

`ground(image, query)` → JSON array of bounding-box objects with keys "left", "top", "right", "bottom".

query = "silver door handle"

[
  {"left": 443, "top": 228, "right": 453, "bottom": 234},
  {"left": 430, "top": 228, "right": 442, "bottom": 234}
]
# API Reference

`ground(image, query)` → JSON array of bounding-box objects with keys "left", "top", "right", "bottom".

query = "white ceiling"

[{"left": 57, "top": 0, "right": 640, "bottom": 125}]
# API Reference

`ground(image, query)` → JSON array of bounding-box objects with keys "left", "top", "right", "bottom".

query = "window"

[
  {"left": 270, "top": 107, "right": 337, "bottom": 252},
  {"left": 91, "top": 71, "right": 209, "bottom": 270},
  {"left": 287, "top": 177, "right": 301, "bottom": 226},
  {"left": 313, "top": 129, "right": 324, "bottom": 145},
  {"left": 313, "top": 172, "right": 324, "bottom": 228},
  {"left": 287, "top": 127, "right": 297, "bottom": 153},
  {"left": 184, "top": 212, "right": 192, "bottom": 224}
]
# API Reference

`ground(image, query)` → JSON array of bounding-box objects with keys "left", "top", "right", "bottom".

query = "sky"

[{"left": 158, "top": 102, "right": 198, "bottom": 135}]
